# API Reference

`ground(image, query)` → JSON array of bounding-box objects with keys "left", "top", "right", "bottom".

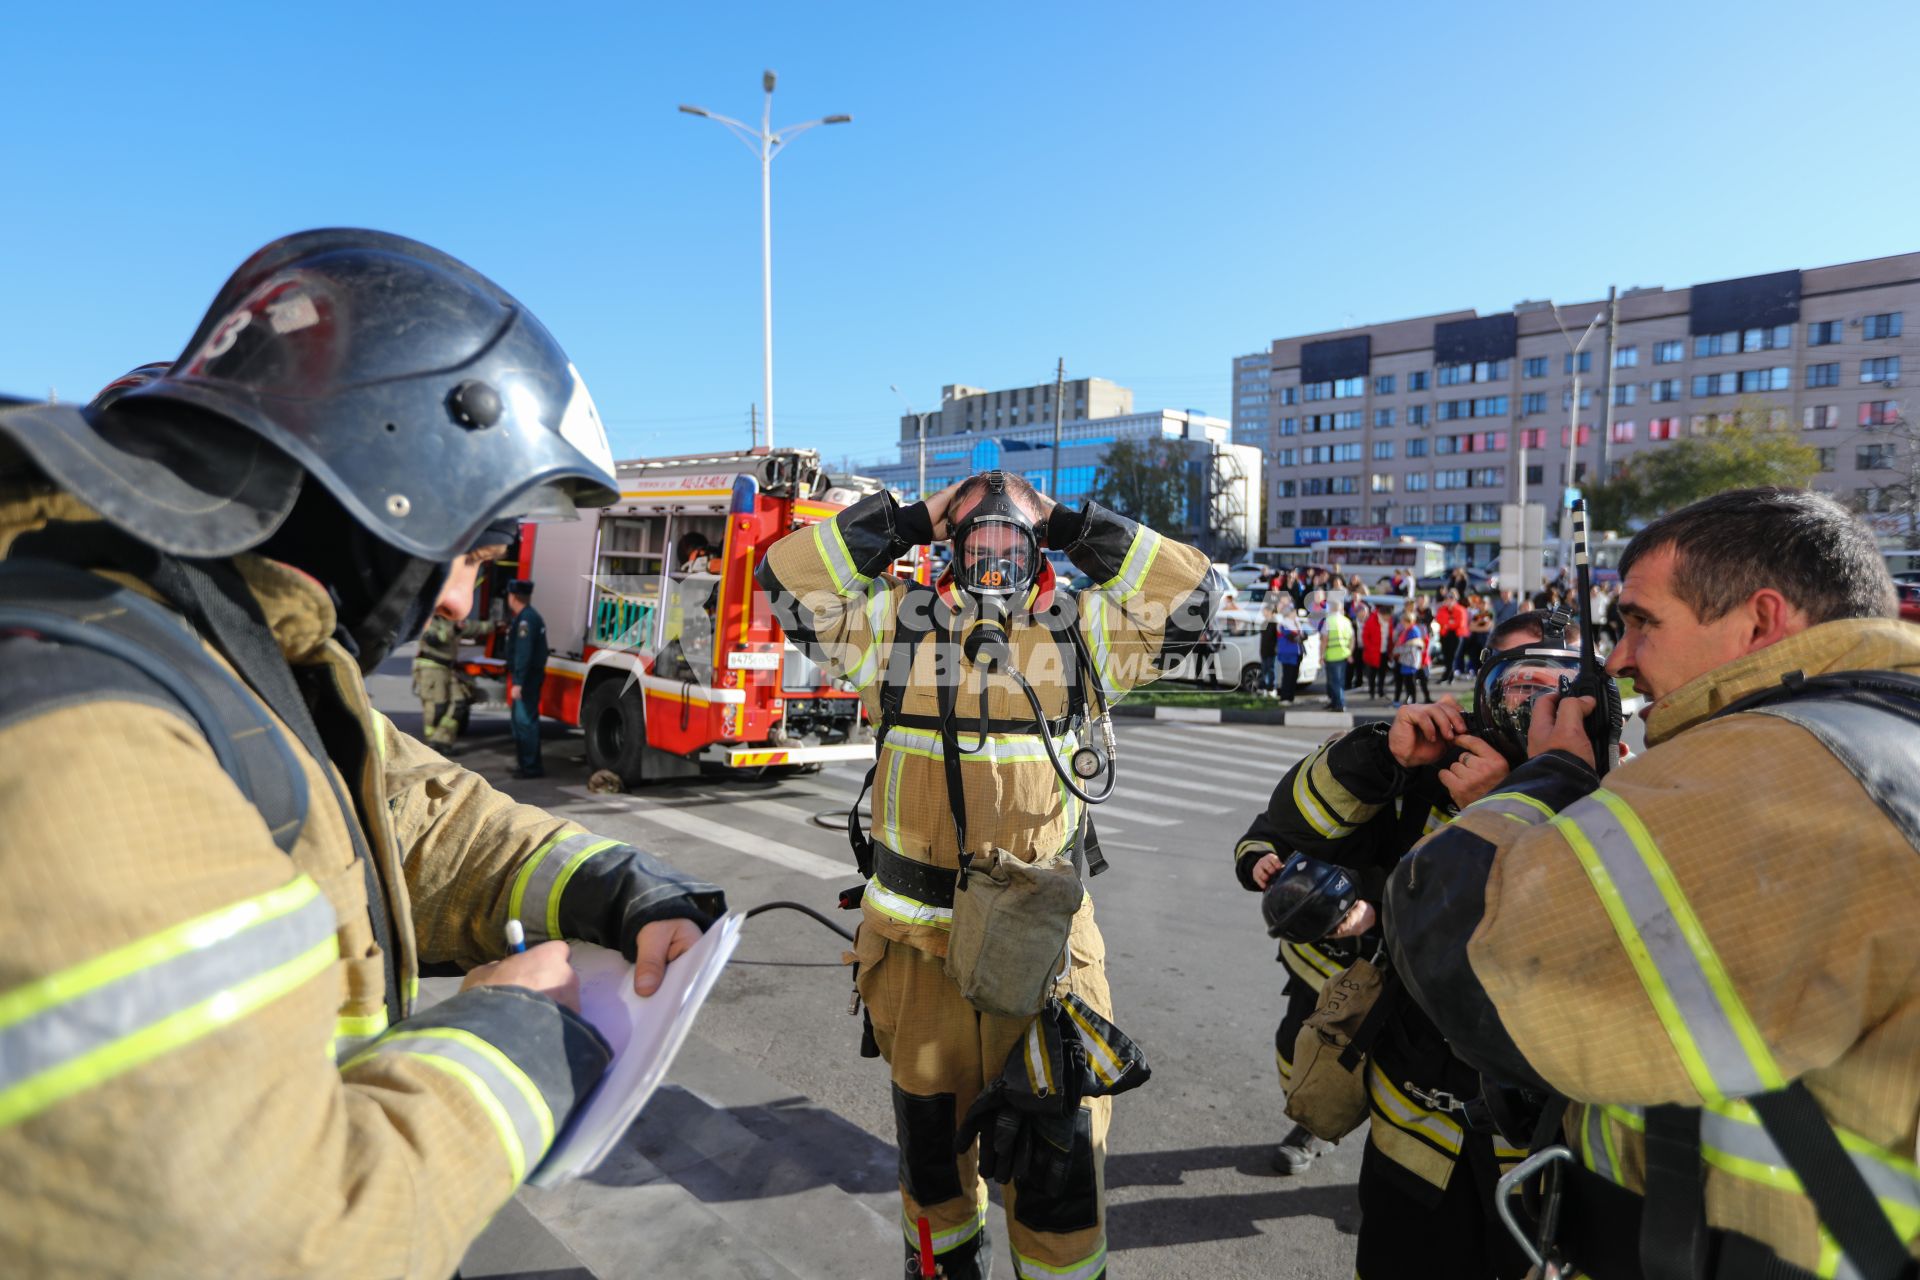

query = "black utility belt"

[
  {"left": 872, "top": 842, "right": 959, "bottom": 909},
  {"left": 1556, "top": 1162, "right": 1824, "bottom": 1280},
  {"left": 885, "top": 711, "right": 1074, "bottom": 738}
]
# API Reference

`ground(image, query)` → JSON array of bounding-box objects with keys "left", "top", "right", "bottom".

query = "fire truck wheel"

[{"left": 581, "top": 678, "right": 647, "bottom": 787}]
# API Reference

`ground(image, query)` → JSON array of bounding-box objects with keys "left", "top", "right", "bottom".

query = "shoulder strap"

[
  {"left": 0, "top": 559, "right": 309, "bottom": 854},
  {"left": 1715, "top": 669, "right": 1920, "bottom": 852},
  {"left": 1750, "top": 1084, "right": 1917, "bottom": 1280}
]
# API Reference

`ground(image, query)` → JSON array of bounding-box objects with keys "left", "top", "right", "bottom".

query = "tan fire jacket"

[
  {"left": 758, "top": 490, "right": 1212, "bottom": 957},
  {"left": 0, "top": 490, "right": 723, "bottom": 1279},
  {"left": 1387, "top": 618, "right": 1920, "bottom": 1274}
]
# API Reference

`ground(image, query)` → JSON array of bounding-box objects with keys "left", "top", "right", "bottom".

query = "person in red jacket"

[
  {"left": 1360, "top": 599, "right": 1390, "bottom": 698},
  {"left": 1433, "top": 590, "right": 1470, "bottom": 684}
]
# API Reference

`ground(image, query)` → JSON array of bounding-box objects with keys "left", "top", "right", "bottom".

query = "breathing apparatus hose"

[
  {"left": 743, "top": 900, "right": 855, "bottom": 943},
  {"left": 956, "top": 612, "right": 1119, "bottom": 805}
]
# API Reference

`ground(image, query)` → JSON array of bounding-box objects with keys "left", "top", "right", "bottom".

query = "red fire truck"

[{"left": 470, "top": 448, "right": 890, "bottom": 784}]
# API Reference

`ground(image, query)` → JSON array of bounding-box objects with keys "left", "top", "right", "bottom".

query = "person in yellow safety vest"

[
  {"left": 1384, "top": 488, "right": 1920, "bottom": 1280},
  {"left": 1320, "top": 607, "right": 1355, "bottom": 712},
  {"left": 0, "top": 231, "right": 728, "bottom": 1279},
  {"left": 757, "top": 471, "right": 1216, "bottom": 1280}
]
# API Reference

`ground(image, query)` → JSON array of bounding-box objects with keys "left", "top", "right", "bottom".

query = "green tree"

[
  {"left": 1583, "top": 398, "right": 1819, "bottom": 528},
  {"left": 1090, "top": 437, "right": 1189, "bottom": 533}
]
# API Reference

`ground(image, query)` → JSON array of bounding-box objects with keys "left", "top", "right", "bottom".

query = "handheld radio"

[{"left": 1566, "top": 499, "right": 1624, "bottom": 776}]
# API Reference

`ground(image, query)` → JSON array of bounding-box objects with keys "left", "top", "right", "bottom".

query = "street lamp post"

[
  {"left": 1551, "top": 303, "right": 1606, "bottom": 578},
  {"left": 891, "top": 384, "right": 932, "bottom": 500},
  {"left": 680, "top": 72, "right": 850, "bottom": 452}
]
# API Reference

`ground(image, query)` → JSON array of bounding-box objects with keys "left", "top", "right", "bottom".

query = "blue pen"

[{"left": 505, "top": 918, "right": 527, "bottom": 955}]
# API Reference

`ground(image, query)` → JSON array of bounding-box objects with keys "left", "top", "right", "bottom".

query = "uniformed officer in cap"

[{"left": 504, "top": 577, "right": 549, "bottom": 779}]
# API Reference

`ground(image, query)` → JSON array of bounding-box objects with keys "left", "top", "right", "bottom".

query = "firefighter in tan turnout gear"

[
  {"left": 0, "top": 231, "right": 727, "bottom": 1278},
  {"left": 759, "top": 471, "right": 1215, "bottom": 1279},
  {"left": 1385, "top": 488, "right": 1920, "bottom": 1279}
]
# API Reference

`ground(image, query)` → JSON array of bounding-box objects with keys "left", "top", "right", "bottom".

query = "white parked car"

[{"left": 1160, "top": 587, "right": 1322, "bottom": 692}]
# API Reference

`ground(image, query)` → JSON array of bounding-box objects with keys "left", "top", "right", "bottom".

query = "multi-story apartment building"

[
  {"left": 867, "top": 379, "right": 1261, "bottom": 556},
  {"left": 1239, "top": 252, "right": 1919, "bottom": 560},
  {"left": 1232, "top": 350, "right": 1271, "bottom": 446}
]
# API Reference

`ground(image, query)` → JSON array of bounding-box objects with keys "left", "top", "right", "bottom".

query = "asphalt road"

[{"left": 371, "top": 649, "right": 1593, "bottom": 1279}]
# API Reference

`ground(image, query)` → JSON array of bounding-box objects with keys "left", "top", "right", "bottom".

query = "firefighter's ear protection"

[{"left": 951, "top": 471, "right": 1040, "bottom": 600}]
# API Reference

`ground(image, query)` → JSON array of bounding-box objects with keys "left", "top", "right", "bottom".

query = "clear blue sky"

[{"left": 4, "top": 0, "right": 1915, "bottom": 470}]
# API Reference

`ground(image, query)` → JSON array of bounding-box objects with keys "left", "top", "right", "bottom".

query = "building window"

[
  {"left": 1859, "top": 444, "right": 1898, "bottom": 470},
  {"left": 1279, "top": 417, "right": 1298, "bottom": 435},
  {"left": 1370, "top": 473, "right": 1395, "bottom": 493},
  {"left": 1374, "top": 408, "right": 1395, "bottom": 427},
  {"left": 1562, "top": 424, "right": 1593, "bottom": 446},
  {"left": 1648, "top": 418, "right": 1680, "bottom": 441},
  {"left": 1738, "top": 366, "right": 1791, "bottom": 393},
  {"left": 1744, "top": 325, "right": 1792, "bottom": 352},
  {"left": 1404, "top": 505, "right": 1426, "bottom": 521},
  {"left": 1807, "top": 320, "right": 1842, "bottom": 346},
  {"left": 1862, "top": 357, "right": 1901, "bottom": 384},
  {"left": 1437, "top": 360, "right": 1510, "bottom": 386},
  {"left": 1860, "top": 400, "right": 1901, "bottom": 427},
  {"left": 1564, "top": 352, "right": 1593, "bottom": 375},
  {"left": 1563, "top": 389, "right": 1594, "bottom": 410},
  {"left": 1469, "top": 467, "right": 1506, "bottom": 488},
  {"left": 1481, "top": 431, "right": 1508, "bottom": 450},
  {"left": 1435, "top": 469, "right": 1470, "bottom": 490},
  {"left": 1864, "top": 312, "right": 1903, "bottom": 340},
  {"left": 1275, "top": 480, "right": 1297, "bottom": 498},
  {"left": 1655, "top": 340, "right": 1685, "bottom": 364},
  {"left": 1407, "top": 404, "right": 1429, "bottom": 425},
  {"left": 1407, "top": 438, "right": 1429, "bottom": 458},
  {"left": 1814, "top": 448, "right": 1837, "bottom": 472},
  {"left": 1408, "top": 371, "right": 1429, "bottom": 391},
  {"left": 1275, "top": 448, "right": 1296, "bottom": 465},
  {"left": 1523, "top": 392, "right": 1547, "bottom": 414},
  {"left": 1434, "top": 504, "right": 1468, "bottom": 522},
  {"left": 1303, "top": 381, "right": 1330, "bottom": 402},
  {"left": 1520, "top": 427, "right": 1545, "bottom": 449},
  {"left": 1525, "top": 464, "right": 1544, "bottom": 485},
  {"left": 1374, "top": 374, "right": 1396, "bottom": 395},
  {"left": 1278, "top": 386, "right": 1299, "bottom": 405},
  {"left": 1470, "top": 503, "right": 1501, "bottom": 522},
  {"left": 1524, "top": 356, "right": 1548, "bottom": 378},
  {"left": 1692, "top": 372, "right": 1737, "bottom": 397},
  {"left": 1277, "top": 509, "right": 1296, "bottom": 527},
  {"left": 1334, "top": 376, "right": 1367, "bottom": 398},
  {"left": 1651, "top": 378, "right": 1681, "bottom": 402},
  {"left": 1807, "top": 362, "right": 1840, "bottom": 388},
  {"left": 1613, "top": 384, "right": 1637, "bottom": 406},
  {"left": 1611, "top": 420, "right": 1636, "bottom": 443},
  {"left": 1615, "top": 345, "right": 1639, "bottom": 368},
  {"left": 1406, "top": 472, "right": 1429, "bottom": 491},
  {"left": 1372, "top": 440, "right": 1395, "bottom": 460},
  {"left": 1336, "top": 411, "right": 1364, "bottom": 430},
  {"left": 1803, "top": 405, "right": 1839, "bottom": 430},
  {"left": 1856, "top": 488, "right": 1896, "bottom": 513}
]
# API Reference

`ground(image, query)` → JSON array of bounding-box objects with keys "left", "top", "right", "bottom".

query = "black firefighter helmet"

[{"left": 1261, "top": 851, "right": 1360, "bottom": 944}]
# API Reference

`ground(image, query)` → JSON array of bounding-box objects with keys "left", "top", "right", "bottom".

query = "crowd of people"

[{"left": 1251, "top": 564, "right": 1625, "bottom": 712}]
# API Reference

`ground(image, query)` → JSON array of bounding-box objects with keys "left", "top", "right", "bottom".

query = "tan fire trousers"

[{"left": 855, "top": 897, "right": 1114, "bottom": 1279}]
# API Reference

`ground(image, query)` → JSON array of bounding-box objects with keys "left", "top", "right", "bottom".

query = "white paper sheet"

[{"left": 527, "top": 912, "right": 744, "bottom": 1187}]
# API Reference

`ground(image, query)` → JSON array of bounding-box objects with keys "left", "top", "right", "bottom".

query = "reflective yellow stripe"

[
  {"left": 412, "top": 1052, "right": 529, "bottom": 1184},
  {"left": 863, "top": 876, "right": 952, "bottom": 929},
  {"left": 0, "top": 877, "right": 338, "bottom": 1128},
  {"left": 1062, "top": 999, "right": 1123, "bottom": 1088},
  {"left": 1553, "top": 790, "right": 1785, "bottom": 1102},
  {"left": 1366, "top": 1062, "right": 1463, "bottom": 1155},
  {"left": 1473, "top": 790, "right": 1557, "bottom": 825},
  {"left": 880, "top": 723, "right": 1078, "bottom": 765},
  {"left": 903, "top": 1202, "right": 987, "bottom": 1253},
  {"left": 1013, "top": 1239, "right": 1108, "bottom": 1280},
  {"left": 1097, "top": 526, "right": 1164, "bottom": 603},
  {"left": 542, "top": 838, "right": 620, "bottom": 942}
]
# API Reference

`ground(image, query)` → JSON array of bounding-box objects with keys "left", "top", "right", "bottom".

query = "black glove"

[{"left": 956, "top": 996, "right": 1151, "bottom": 1192}]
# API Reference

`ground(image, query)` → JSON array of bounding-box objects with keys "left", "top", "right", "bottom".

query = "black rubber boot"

[{"left": 904, "top": 1222, "right": 992, "bottom": 1279}]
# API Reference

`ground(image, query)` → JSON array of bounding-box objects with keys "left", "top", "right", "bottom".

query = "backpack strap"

[
  {"left": 0, "top": 559, "right": 310, "bottom": 854},
  {"left": 846, "top": 583, "right": 944, "bottom": 885}
]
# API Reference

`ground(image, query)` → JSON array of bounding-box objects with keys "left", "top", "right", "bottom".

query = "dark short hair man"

[
  {"left": 1385, "top": 488, "right": 1917, "bottom": 1278},
  {"left": 504, "top": 577, "right": 548, "bottom": 779}
]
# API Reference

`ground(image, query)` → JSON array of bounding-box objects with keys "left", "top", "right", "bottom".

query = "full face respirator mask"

[
  {"left": 1471, "top": 609, "right": 1582, "bottom": 767},
  {"left": 952, "top": 472, "right": 1040, "bottom": 603}
]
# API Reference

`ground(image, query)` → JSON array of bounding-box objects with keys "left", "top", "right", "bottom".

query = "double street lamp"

[{"left": 680, "top": 72, "right": 851, "bottom": 452}]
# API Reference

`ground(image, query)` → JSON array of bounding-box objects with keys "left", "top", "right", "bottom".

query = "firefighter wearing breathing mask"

[
  {"left": 1230, "top": 609, "right": 1587, "bottom": 1280},
  {"left": 759, "top": 471, "right": 1215, "bottom": 1279}
]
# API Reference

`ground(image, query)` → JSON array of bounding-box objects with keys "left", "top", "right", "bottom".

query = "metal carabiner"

[{"left": 1495, "top": 1144, "right": 1575, "bottom": 1272}]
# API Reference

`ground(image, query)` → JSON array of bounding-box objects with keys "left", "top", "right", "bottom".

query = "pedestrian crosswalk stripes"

[{"left": 567, "top": 794, "right": 849, "bottom": 880}]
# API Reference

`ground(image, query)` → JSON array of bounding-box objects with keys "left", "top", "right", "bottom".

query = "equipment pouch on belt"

[
  {"left": 1285, "top": 955, "right": 1399, "bottom": 1142},
  {"left": 944, "top": 846, "right": 1082, "bottom": 1018}
]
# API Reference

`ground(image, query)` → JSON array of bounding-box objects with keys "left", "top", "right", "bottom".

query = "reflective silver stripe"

[
  {"left": 0, "top": 879, "right": 337, "bottom": 1126},
  {"left": 510, "top": 832, "right": 612, "bottom": 944},
  {"left": 1014, "top": 1238, "right": 1108, "bottom": 1280},
  {"left": 1701, "top": 1103, "right": 1920, "bottom": 1216},
  {"left": 1584, "top": 1104, "right": 1619, "bottom": 1184},
  {"left": 1095, "top": 526, "right": 1163, "bottom": 603},
  {"left": 883, "top": 723, "right": 1078, "bottom": 765},
  {"left": 904, "top": 1203, "right": 986, "bottom": 1253},
  {"left": 353, "top": 1029, "right": 554, "bottom": 1185},
  {"left": 815, "top": 519, "right": 866, "bottom": 591},
  {"left": 1553, "top": 791, "right": 1784, "bottom": 1101},
  {"left": 1469, "top": 792, "right": 1556, "bottom": 827},
  {"left": 863, "top": 876, "right": 953, "bottom": 929}
]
